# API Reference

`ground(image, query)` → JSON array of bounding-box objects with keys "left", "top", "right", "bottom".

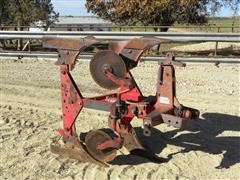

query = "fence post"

[
  {"left": 17, "top": 21, "right": 22, "bottom": 51},
  {"left": 0, "top": 26, "right": 5, "bottom": 49},
  {"left": 215, "top": 27, "right": 220, "bottom": 57}
]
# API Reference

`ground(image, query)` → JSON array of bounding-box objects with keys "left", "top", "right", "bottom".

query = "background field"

[
  {"left": 111, "top": 17, "right": 240, "bottom": 32},
  {"left": 1, "top": 17, "right": 240, "bottom": 55},
  {"left": 0, "top": 58, "right": 239, "bottom": 179}
]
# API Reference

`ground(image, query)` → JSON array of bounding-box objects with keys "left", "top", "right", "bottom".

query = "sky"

[
  {"left": 51, "top": 0, "right": 236, "bottom": 17},
  {"left": 52, "top": 0, "right": 93, "bottom": 16}
]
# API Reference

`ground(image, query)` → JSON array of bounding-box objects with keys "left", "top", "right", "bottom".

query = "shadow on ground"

[{"left": 111, "top": 112, "right": 240, "bottom": 168}]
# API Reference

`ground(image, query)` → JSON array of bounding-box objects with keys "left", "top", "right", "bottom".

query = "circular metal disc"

[
  {"left": 90, "top": 50, "right": 127, "bottom": 89},
  {"left": 85, "top": 130, "right": 117, "bottom": 162}
]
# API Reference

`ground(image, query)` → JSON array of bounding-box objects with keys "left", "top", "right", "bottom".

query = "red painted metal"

[{"left": 43, "top": 36, "right": 200, "bottom": 165}]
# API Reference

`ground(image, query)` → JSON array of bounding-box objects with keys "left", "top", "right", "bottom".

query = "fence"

[
  {"left": 0, "top": 51, "right": 239, "bottom": 65},
  {"left": 1, "top": 25, "right": 240, "bottom": 33},
  {"left": 0, "top": 31, "right": 239, "bottom": 42},
  {"left": 0, "top": 30, "right": 239, "bottom": 56}
]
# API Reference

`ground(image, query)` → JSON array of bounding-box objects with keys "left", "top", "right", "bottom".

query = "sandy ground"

[
  {"left": 170, "top": 42, "right": 240, "bottom": 52},
  {"left": 0, "top": 58, "right": 240, "bottom": 180}
]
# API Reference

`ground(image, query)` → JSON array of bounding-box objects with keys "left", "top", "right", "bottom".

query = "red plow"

[{"left": 43, "top": 36, "right": 199, "bottom": 167}]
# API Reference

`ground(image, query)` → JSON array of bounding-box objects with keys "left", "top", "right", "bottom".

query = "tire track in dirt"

[
  {"left": 146, "top": 167, "right": 158, "bottom": 180},
  {"left": 107, "top": 168, "right": 114, "bottom": 180},
  {"left": 1, "top": 59, "right": 239, "bottom": 179},
  {"left": 122, "top": 165, "right": 133, "bottom": 173},
  {"left": 132, "top": 174, "right": 138, "bottom": 180},
  {"left": 81, "top": 164, "right": 91, "bottom": 180}
]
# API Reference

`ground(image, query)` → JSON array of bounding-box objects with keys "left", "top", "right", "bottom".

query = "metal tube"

[
  {"left": 0, "top": 31, "right": 239, "bottom": 42},
  {"left": 0, "top": 52, "right": 239, "bottom": 64}
]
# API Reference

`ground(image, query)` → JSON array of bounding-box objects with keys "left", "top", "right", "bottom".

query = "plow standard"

[{"left": 43, "top": 36, "right": 199, "bottom": 167}]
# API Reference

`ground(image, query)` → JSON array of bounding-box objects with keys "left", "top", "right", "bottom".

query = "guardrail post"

[
  {"left": 214, "top": 41, "right": 218, "bottom": 57},
  {"left": 0, "top": 26, "right": 5, "bottom": 49},
  {"left": 214, "top": 28, "right": 221, "bottom": 57}
]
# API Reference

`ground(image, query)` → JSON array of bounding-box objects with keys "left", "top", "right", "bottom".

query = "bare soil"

[{"left": 0, "top": 58, "right": 239, "bottom": 180}]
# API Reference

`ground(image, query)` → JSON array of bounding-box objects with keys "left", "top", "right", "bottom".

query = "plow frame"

[{"left": 42, "top": 36, "right": 200, "bottom": 166}]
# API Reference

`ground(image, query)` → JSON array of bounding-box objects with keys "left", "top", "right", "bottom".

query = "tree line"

[
  {"left": 1, "top": 0, "right": 239, "bottom": 29},
  {"left": 86, "top": 0, "right": 240, "bottom": 31}
]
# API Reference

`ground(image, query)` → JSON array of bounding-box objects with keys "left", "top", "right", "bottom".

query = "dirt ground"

[{"left": 0, "top": 58, "right": 239, "bottom": 180}]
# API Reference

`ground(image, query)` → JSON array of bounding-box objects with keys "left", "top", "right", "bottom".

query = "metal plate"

[
  {"left": 90, "top": 50, "right": 127, "bottom": 89},
  {"left": 120, "top": 127, "right": 167, "bottom": 163},
  {"left": 42, "top": 36, "right": 98, "bottom": 50},
  {"left": 50, "top": 136, "right": 108, "bottom": 167},
  {"left": 85, "top": 130, "right": 117, "bottom": 162}
]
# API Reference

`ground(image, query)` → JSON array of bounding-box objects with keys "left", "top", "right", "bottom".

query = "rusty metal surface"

[
  {"left": 56, "top": 51, "right": 80, "bottom": 70},
  {"left": 182, "top": 106, "right": 200, "bottom": 120},
  {"left": 109, "top": 40, "right": 129, "bottom": 54},
  {"left": 85, "top": 130, "right": 117, "bottom": 162},
  {"left": 43, "top": 36, "right": 98, "bottom": 70},
  {"left": 120, "top": 127, "right": 146, "bottom": 152},
  {"left": 160, "top": 53, "right": 186, "bottom": 67},
  {"left": 90, "top": 50, "right": 127, "bottom": 89},
  {"left": 110, "top": 37, "right": 169, "bottom": 66},
  {"left": 109, "top": 37, "right": 168, "bottom": 53},
  {"left": 120, "top": 126, "right": 167, "bottom": 163},
  {"left": 50, "top": 136, "right": 108, "bottom": 167},
  {"left": 42, "top": 36, "right": 98, "bottom": 50},
  {"left": 43, "top": 36, "right": 199, "bottom": 166},
  {"left": 124, "top": 37, "right": 168, "bottom": 50}
]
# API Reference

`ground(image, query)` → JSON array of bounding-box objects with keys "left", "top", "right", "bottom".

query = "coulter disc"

[
  {"left": 90, "top": 50, "right": 127, "bottom": 89},
  {"left": 85, "top": 130, "right": 117, "bottom": 162}
]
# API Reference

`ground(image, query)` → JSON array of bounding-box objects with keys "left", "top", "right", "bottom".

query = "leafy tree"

[
  {"left": 0, "top": 0, "right": 9, "bottom": 26},
  {"left": 86, "top": 0, "right": 240, "bottom": 31},
  {"left": 0, "top": 0, "right": 58, "bottom": 50},
  {"left": 0, "top": 0, "right": 58, "bottom": 27}
]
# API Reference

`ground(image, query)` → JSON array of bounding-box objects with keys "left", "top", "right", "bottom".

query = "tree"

[
  {"left": 0, "top": 0, "right": 58, "bottom": 27},
  {"left": 86, "top": 0, "right": 240, "bottom": 31},
  {"left": 0, "top": 0, "right": 10, "bottom": 26},
  {"left": 0, "top": 0, "right": 59, "bottom": 50}
]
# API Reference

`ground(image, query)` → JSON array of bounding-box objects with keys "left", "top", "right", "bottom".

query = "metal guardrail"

[
  {"left": 2, "top": 25, "right": 239, "bottom": 29},
  {"left": 0, "top": 31, "right": 239, "bottom": 42},
  {"left": 0, "top": 52, "right": 239, "bottom": 65},
  {"left": 1, "top": 25, "right": 239, "bottom": 33}
]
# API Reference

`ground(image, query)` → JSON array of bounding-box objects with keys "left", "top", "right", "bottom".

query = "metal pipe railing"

[
  {"left": 1, "top": 25, "right": 239, "bottom": 32},
  {"left": 0, "top": 31, "right": 239, "bottom": 42},
  {"left": 0, "top": 52, "right": 239, "bottom": 65}
]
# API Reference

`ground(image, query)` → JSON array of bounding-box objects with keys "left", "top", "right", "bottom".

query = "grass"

[
  {"left": 109, "top": 18, "right": 240, "bottom": 56},
  {"left": 112, "top": 17, "right": 240, "bottom": 33}
]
